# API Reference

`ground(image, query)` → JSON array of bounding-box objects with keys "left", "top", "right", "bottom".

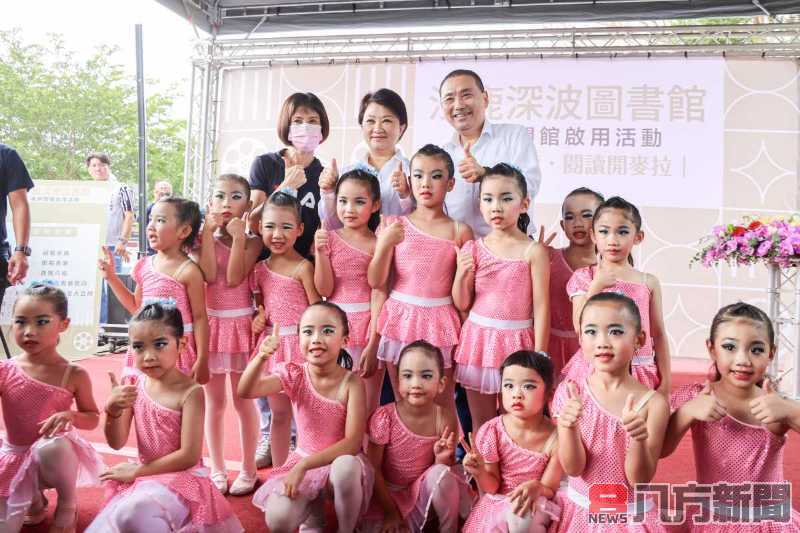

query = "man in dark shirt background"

[{"left": 0, "top": 144, "right": 34, "bottom": 309}]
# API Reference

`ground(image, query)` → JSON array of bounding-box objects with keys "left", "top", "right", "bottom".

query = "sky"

[{"left": 1, "top": 0, "right": 203, "bottom": 116}]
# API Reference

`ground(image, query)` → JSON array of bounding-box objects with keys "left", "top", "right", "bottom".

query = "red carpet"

[{"left": 7, "top": 354, "right": 799, "bottom": 532}]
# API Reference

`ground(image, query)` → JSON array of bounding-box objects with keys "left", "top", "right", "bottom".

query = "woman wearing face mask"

[
  {"left": 318, "top": 89, "right": 413, "bottom": 229},
  {"left": 249, "top": 92, "right": 330, "bottom": 258}
]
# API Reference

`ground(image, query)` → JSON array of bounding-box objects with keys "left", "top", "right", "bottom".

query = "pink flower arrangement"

[{"left": 693, "top": 216, "right": 800, "bottom": 268}]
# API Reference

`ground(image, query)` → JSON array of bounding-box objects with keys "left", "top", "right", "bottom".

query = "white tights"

[
  {"left": 267, "top": 393, "right": 294, "bottom": 468},
  {"left": 204, "top": 372, "right": 259, "bottom": 476},
  {"left": 264, "top": 455, "right": 365, "bottom": 533},
  {"left": 423, "top": 464, "right": 461, "bottom": 533},
  {"left": 0, "top": 436, "right": 80, "bottom": 533},
  {"left": 505, "top": 497, "right": 554, "bottom": 533},
  {"left": 87, "top": 480, "right": 189, "bottom": 533}
]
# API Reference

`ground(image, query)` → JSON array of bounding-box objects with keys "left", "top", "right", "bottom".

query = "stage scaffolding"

[{"left": 183, "top": 21, "right": 800, "bottom": 200}]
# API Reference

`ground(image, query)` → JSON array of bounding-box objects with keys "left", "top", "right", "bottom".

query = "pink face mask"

[{"left": 288, "top": 123, "right": 323, "bottom": 153}]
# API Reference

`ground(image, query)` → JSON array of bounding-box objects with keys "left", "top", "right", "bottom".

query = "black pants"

[
  {"left": 0, "top": 258, "right": 8, "bottom": 311},
  {"left": 0, "top": 259, "right": 10, "bottom": 359}
]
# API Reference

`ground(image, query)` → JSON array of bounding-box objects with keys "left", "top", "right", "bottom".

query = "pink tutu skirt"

[
  {"left": 454, "top": 314, "right": 535, "bottom": 394},
  {"left": 361, "top": 464, "right": 473, "bottom": 533},
  {"left": 95, "top": 464, "right": 241, "bottom": 532},
  {"left": 454, "top": 317, "right": 534, "bottom": 369},
  {"left": 464, "top": 493, "right": 560, "bottom": 533},
  {"left": 208, "top": 313, "right": 252, "bottom": 374},
  {"left": 560, "top": 350, "right": 660, "bottom": 389},
  {"left": 124, "top": 331, "right": 197, "bottom": 378},
  {"left": 455, "top": 364, "right": 502, "bottom": 394},
  {"left": 377, "top": 296, "right": 461, "bottom": 349},
  {"left": 0, "top": 431, "right": 103, "bottom": 522},
  {"left": 551, "top": 489, "right": 667, "bottom": 533},
  {"left": 253, "top": 327, "right": 302, "bottom": 373},
  {"left": 252, "top": 452, "right": 374, "bottom": 514}
]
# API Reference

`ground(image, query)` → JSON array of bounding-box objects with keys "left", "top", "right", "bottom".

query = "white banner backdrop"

[
  {"left": 412, "top": 58, "right": 724, "bottom": 209},
  {"left": 0, "top": 180, "right": 109, "bottom": 359}
]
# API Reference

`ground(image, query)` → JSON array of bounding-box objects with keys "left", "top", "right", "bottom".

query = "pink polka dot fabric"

[
  {"left": 362, "top": 403, "right": 472, "bottom": 532},
  {"left": 561, "top": 266, "right": 659, "bottom": 389},
  {"left": 0, "top": 360, "right": 103, "bottom": 523},
  {"left": 252, "top": 363, "right": 374, "bottom": 512},
  {"left": 670, "top": 383, "right": 800, "bottom": 532},
  {"left": 327, "top": 229, "right": 373, "bottom": 348},
  {"left": 204, "top": 238, "right": 253, "bottom": 374},
  {"left": 92, "top": 377, "right": 242, "bottom": 531},
  {"left": 124, "top": 256, "right": 197, "bottom": 376},
  {"left": 250, "top": 260, "right": 308, "bottom": 372},
  {"left": 462, "top": 416, "right": 557, "bottom": 533},
  {"left": 454, "top": 240, "right": 535, "bottom": 394},
  {"left": 548, "top": 247, "right": 580, "bottom": 375},
  {"left": 550, "top": 379, "right": 667, "bottom": 532},
  {"left": 377, "top": 217, "right": 461, "bottom": 357}
]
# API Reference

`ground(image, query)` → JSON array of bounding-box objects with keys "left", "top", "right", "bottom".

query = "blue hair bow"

[{"left": 342, "top": 161, "right": 379, "bottom": 178}]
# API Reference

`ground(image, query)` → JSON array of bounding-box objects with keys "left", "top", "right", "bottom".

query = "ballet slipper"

[
  {"left": 210, "top": 470, "right": 228, "bottom": 494},
  {"left": 228, "top": 471, "right": 258, "bottom": 496}
]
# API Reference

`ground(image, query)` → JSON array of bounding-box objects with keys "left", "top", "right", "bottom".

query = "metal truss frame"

[
  {"left": 183, "top": 22, "right": 800, "bottom": 202},
  {"left": 768, "top": 265, "right": 800, "bottom": 400},
  {"left": 210, "top": 22, "right": 800, "bottom": 65},
  {"left": 184, "top": 41, "right": 221, "bottom": 203}
]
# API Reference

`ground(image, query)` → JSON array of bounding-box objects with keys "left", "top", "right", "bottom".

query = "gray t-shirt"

[{"left": 106, "top": 176, "right": 134, "bottom": 246}]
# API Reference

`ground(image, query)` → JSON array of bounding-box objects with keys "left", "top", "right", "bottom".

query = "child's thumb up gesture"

[{"left": 622, "top": 393, "right": 648, "bottom": 442}]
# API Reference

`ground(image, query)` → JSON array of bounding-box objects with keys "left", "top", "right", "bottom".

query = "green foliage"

[{"left": 0, "top": 29, "right": 185, "bottom": 195}]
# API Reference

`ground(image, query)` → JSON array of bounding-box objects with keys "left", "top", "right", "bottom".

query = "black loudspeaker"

[
  {"left": 106, "top": 274, "right": 136, "bottom": 326},
  {"left": 98, "top": 274, "right": 136, "bottom": 354}
]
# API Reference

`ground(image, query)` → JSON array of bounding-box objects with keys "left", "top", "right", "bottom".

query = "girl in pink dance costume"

[
  {"left": 553, "top": 292, "right": 669, "bottom": 532},
  {"left": 314, "top": 167, "right": 387, "bottom": 417},
  {"left": 0, "top": 284, "right": 103, "bottom": 533},
  {"left": 364, "top": 341, "right": 472, "bottom": 533},
  {"left": 101, "top": 197, "right": 209, "bottom": 385},
  {"left": 368, "top": 144, "right": 473, "bottom": 413},
  {"left": 462, "top": 351, "right": 562, "bottom": 533},
  {"left": 562, "top": 196, "right": 670, "bottom": 395},
  {"left": 250, "top": 191, "right": 320, "bottom": 468},
  {"left": 547, "top": 188, "right": 604, "bottom": 377},
  {"left": 663, "top": 302, "right": 800, "bottom": 531},
  {"left": 87, "top": 303, "right": 242, "bottom": 533},
  {"left": 239, "top": 302, "right": 372, "bottom": 533},
  {"left": 453, "top": 163, "right": 550, "bottom": 433},
  {"left": 193, "top": 174, "right": 261, "bottom": 496}
]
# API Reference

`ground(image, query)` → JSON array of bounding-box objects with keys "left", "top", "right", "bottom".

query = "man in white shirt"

[{"left": 440, "top": 69, "right": 542, "bottom": 237}]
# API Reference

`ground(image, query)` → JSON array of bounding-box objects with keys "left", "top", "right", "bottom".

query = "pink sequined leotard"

[
  {"left": 123, "top": 256, "right": 197, "bottom": 377},
  {"left": 463, "top": 416, "right": 559, "bottom": 533},
  {"left": 363, "top": 403, "right": 472, "bottom": 532},
  {"left": 250, "top": 259, "right": 310, "bottom": 372},
  {"left": 205, "top": 237, "right": 253, "bottom": 373},
  {"left": 550, "top": 379, "right": 666, "bottom": 532},
  {"left": 561, "top": 266, "right": 659, "bottom": 388},
  {"left": 377, "top": 216, "right": 461, "bottom": 367},
  {"left": 251, "top": 363, "right": 373, "bottom": 511},
  {"left": 90, "top": 378, "right": 242, "bottom": 532},
  {"left": 670, "top": 383, "right": 800, "bottom": 532},
  {"left": 548, "top": 247, "right": 580, "bottom": 375},
  {"left": 454, "top": 239, "right": 536, "bottom": 394},
  {"left": 327, "top": 229, "right": 373, "bottom": 350},
  {"left": 0, "top": 360, "right": 103, "bottom": 523}
]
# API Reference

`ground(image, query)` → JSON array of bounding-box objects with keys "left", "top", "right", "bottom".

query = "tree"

[{"left": 0, "top": 29, "right": 185, "bottom": 197}]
